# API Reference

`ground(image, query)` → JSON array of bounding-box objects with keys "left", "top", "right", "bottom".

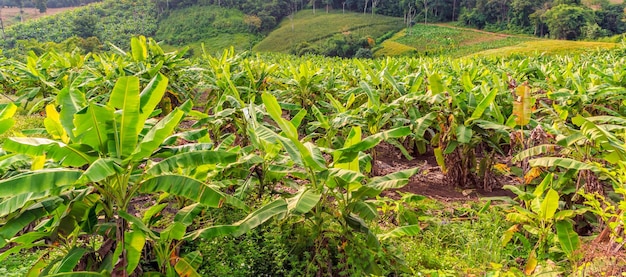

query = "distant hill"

[
  {"left": 376, "top": 24, "right": 619, "bottom": 58},
  {"left": 0, "top": 2, "right": 620, "bottom": 59},
  {"left": 253, "top": 10, "right": 403, "bottom": 54},
  {"left": 0, "top": 0, "right": 157, "bottom": 53},
  {"left": 155, "top": 5, "right": 260, "bottom": 56}
]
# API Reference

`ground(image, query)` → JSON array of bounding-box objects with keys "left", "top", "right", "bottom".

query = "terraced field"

[
  {"left": 253, "top": 10, "right": 403, "bottom": 53},
  {"left": 376, "top": 24, "right": 619, "bottom": 57}
]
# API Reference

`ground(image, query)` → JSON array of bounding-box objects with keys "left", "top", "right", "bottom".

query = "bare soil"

[
  {"left": 0, "top": 7, "right": 77, "bottom": 26},
  {"left": 374, "top": 142, "right": 516, "bottom": 201}
]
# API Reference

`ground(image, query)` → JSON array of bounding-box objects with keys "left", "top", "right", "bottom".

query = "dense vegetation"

[
  {"left": 0, "top": 0, "right": 101, "bottom": 10},
  {"left": 2, "top": 0, "right": 624, "bottom": 59},
  {"left": 151, "top": 0, "right": 626, "bottom": 40},
  {"left": 1, "top": 0, "right": 157, "bottom": 54},
  {"left": 155, "top": 5, "right": 261, "bottom": 55},
  {"left": 0, "top": 0, "right": 624, "bottom": 275},
  {"left": 0, "top": 33, "right": 624, "bottom": 275},
  {"left": 253, "top": 10, "right": 403, "bottom": 57},
  {"left": 376, "top": 23, "right": 620, "bottom": 57}
]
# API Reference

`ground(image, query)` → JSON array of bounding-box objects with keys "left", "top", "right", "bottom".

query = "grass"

[
  {"left": 0, "top": 98, "right": 45, "bottom": 142},
  {"left": 0, "top": 250, "right": 41, "bottom": 277},
  {"left": 156, "top": 5, "right": 259, "bottom": 57},
  {"left": 471, "top": 40, "right": 620, "bottom": 57},
  {"left": 0, "top": 114, "right": 45, "bottom": 142},
  {"left": 253, "top": 10, "right": 403, "bottom": 53},
  {"left": 375, "top": 24, "right": 620, "bottom": 58},
  {"left": 162, "top": 33, "right": 260, "bottom": 57},
  {"left": 394, "top": 200, "right": 520, "bottom": 275},
  {"left": 377, "top": 24, "right": 532, "bottom": 57}
]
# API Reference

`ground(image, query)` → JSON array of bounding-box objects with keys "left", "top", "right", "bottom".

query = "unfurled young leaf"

[
  {"left": 429, "top": 73, "right": 444, "bottom": 95},
  {"left": 44, "top": 104, "right": 69, "bottom": 143},
  {"left": 513, "top": 84, "right": 532, "bottom": 126},
  {"left": 539, "top": 189, "right": 559, "bottom": 221}
]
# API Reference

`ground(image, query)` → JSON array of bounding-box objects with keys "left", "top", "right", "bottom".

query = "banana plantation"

[{"left": 0, "top": 36, "right": 625, "bottom": 276}]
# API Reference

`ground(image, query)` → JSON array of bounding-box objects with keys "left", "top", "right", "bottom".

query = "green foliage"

[
  {"left": 401, "top": 202, "right": 518, "bottom": 274},
  {"left": 0, "top": 33, "right": 625, "bottom": 275},
  {"left": 354, "top": 47, "right": 373, "bottom": 58},
  {"left": 155, "top": 5, "right": 260, "bottom": 55},
  {"left": 456, "top": 0, "right": 625, "bottom": 39},
  {"left": 34, "top": 0, "right": 47, "bottom": 13},
  {"left": 375, "top": 25, "right": 560, "bottom": 58},
  {"left": 1, "top": 0, "right": 158, "bottom": 54},
  {"left": 503, "top": 176, "right": 586, "bottom": 271},
  {"left": 544, "top": 4, "right": 594, "bottom": 40},
  {"left": 72, "top": 13, "right": 98, "bottom": 38},
  {"left": 254, "top": 10, "right": 403, "bottom": 53}
]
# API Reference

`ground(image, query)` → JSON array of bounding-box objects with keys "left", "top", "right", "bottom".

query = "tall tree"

[
  {"left": 422, "top": 0, "right": 430, "bottom": 23},
  {"left": 544, "top": 4, "right": 593, "bottom": 39},
  {"left": 14, "top": 0, "right": 23, "bottom": 22},
  {"left": 371, "top": 0, "right": 379, "bottom": 15},
  {"left": 35, "top": 0, "right": 47, "bottom": 13}
]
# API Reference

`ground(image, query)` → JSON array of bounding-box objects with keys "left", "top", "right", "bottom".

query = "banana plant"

[
  {"left": 427, "top": 72, "right": 512, "bottom": 190},
  {"left": 260, "top": 92, "right": 421, "bottom": 275},
  {"left": 308, "top": 92, "right": 360, "bottom": 149},
  {"left": 279, "top": 60, "right": 325, "bottom": 110},
  {"left": 503, "top": 174, "right": 585, "bottom": 274},
  {"left": 10, "top": 50, "right": 63, "bottom": 113},
  {"left": 108, "top": 36, "right": 199, "bottom": 113},
  {"left": 0, "top": 75, "right": 275, "bottom": 275},
  {"left": 514, "top": 114, "right": 626, "bottom": 195}
]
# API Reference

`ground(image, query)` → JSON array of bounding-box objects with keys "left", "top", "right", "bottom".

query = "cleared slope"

[
  {"left": 156, "top": 5, "right": 260, "bottom": 56},
  {"left": 253, "top": 10, "right": 403, "bottom": 53},
  {"left": 377, "top": 24, "right": 619, "bottom": 58},
  {"left": 376, "top": 24, "right": 531, "bottom": 57},
  {"left": 471, "top": 40, "right": 619, "bottom": 57}
]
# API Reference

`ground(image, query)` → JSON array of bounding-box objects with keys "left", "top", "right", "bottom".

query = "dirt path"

[{"left": 374, "top": 143, "right": 516, "bottom": 202}]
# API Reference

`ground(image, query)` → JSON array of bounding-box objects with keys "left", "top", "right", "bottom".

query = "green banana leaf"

[
  {"left": 146, "top": 150, "right": 237, "bottom": 176},
  {"left": 4, "top": 138, "right": 93, "bottom": 167},
  {"left": 0, "top": 169, "right": 81, "bottom": 197},
  {"left": 139, "top": 175, "right": 227, "bottom": 208},
  {"left": 107, "top": 76, "right": 140, "bottom": 158}
]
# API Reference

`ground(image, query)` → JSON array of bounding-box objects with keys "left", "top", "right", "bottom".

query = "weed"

[
  {"left": 0, "top": 250, "right": 40, "bottom": 277},
  {"left": 0, "top": 114, "right": 45, "bottom": 142},
  {"left": 400, "top": 201, "right": 520, "bottom": 274}
]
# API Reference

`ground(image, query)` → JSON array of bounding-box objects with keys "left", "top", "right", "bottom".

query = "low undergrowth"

[{"left": 181, "top": 196, "right": 522, "bottom": 275}]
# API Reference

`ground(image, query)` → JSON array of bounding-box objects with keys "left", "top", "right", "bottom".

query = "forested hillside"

[
  {"left": 0, "top": 0, "right": 157, "bottom": 55},
  {"left": 0, "top": 0, "right": 100, "bottom": 9},
  {"left": 162, "top": 0, "right": 626, "bottom": 40},
  {"left": 0, "top": 0, "right": 624, "bottom": 58}
]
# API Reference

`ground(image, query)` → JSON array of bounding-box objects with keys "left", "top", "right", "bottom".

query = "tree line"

[
  {"left": 0, "top": 0, "right": 100, "bottom": 10},
  {"left": 154, "top": 0, "right": 626, "bottom": 40}
]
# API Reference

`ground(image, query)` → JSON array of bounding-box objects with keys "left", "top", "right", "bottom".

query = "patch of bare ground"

[
  {"left": 374, "top": 142, "right": 516, "bottom": 201},
  {"left": 0, "top": 7, "right": 78, "bottom": 26},
  {"left": 575, "top": 241, "right": 626, "bottom": 276}
]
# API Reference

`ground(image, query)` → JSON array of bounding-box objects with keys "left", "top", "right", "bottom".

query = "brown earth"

[
  {"left": 374, "top": 142, "right": 516, "bottom": 202},
  {"left": 0, "top": 7, "right": 77, "bottom": 26}
]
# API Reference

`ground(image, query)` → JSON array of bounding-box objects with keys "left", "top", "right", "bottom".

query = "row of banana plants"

[
  {"left": 0, "top": 37, "right": 625, "bottom": 274},
  {"left": 0, "top": 73, "right": 422, "bottom": 275}
]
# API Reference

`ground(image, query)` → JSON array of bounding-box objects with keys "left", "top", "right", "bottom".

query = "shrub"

[{"left": 354, "top": 47, "right": 373, "bottom": 58}]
